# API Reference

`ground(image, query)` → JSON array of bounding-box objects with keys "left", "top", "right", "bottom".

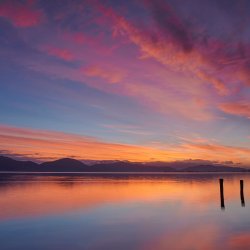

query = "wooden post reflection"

[
  {"left": 240, "top": 180, "right": 245, "bottom": 207},
  {"left": 219, "top": 179, "right": 225, "bottom": 210}
]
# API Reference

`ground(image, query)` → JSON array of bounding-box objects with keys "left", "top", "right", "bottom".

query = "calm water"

[{"left": 0, "top": 173, "right": 250, "bottom": 250}]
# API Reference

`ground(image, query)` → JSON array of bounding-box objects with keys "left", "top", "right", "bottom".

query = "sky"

[{"left": 0, "top": 0, "right": 250, "bottom": 165}]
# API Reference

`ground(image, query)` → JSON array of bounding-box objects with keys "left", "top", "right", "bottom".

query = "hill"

[
  {"left": 183, "top": 164, "right": 246, "bottom": 172},
  {"left": 0, "top": 156, "right": 39, "bottom": 171},
  {"left": 40, "top": 158, "right": 90, "bottom": 172},
  {"left": 0, "top": 156, "right": 248, "bottom": 172}
]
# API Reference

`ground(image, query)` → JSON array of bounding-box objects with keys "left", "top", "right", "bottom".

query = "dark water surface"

[{"left": 0, "top": 173, "right": 250, "bottom": 250}]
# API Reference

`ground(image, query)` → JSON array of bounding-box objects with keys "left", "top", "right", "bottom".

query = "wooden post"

[
  {"left": 219, "top": 179, "right": 225, "bottom": 210},
  {"left": 240, "top": 180, "right": 245, "bottom": 207}
]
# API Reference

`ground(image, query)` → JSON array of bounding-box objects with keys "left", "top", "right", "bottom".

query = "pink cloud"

[
  {"left": 196, "top": 71, "right": 229, "bottom": 96},
  {"left": 62, "top": 31, "right": 88, "bottom": 45},
  {"left": 43, "top": 45, "right": 75, "bottom": 62},
  {"left": 219, "top": 101, "right": 250, "bottom": 118},
  {"left": 0, "top": 0, "right": 44, "bottom": 27},
  {"left": 3, "top": 0, "right": 249, "bottom": 123},
  {"left": 72, "top": 32, "right": 86, "bottom": 44},
  {"left": 83, "top": 65, "right": 125, "bottom": 83},
  {"left": 96, "top": 1, "right": 250, "bottom": 100},
  {"left": 97, "top": 3, "right": 229, "bottom": 95},
  {"left": 19, "top": 45, "right": 215, "bottom": 121}
]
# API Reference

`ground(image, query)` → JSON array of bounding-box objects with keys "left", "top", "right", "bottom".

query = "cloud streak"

[
  {"left": 99, "top": 0, "right": 250, "bottom": 99},
  {"left": 43, "top": 45, "right": 75, "bottom": 61},
  {"left": 1, "top": 0, "right": 250, "bottom": 163},
  {"left": 83, "top": 65, "right": 125, "bottom": 84},
  {"left": 219, "top": 101, "right": 250, "bottom": 119},
  {"left": 0, "top": 0, "right": 44, "bottom": 27},
  {"left": 0, "top": 124, "right": 171, "bottom": 162},
  {"left": 1, "top": 124, "right": 250, "bottom": 165}
]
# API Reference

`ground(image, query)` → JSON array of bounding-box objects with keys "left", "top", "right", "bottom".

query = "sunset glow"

[{"left": 1, "top": 0, "right": 250, "bottom": 165}]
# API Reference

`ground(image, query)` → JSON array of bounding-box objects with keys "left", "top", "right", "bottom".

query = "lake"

[{"left": 0, "top": 173, "right": 249, "bottom": 250}]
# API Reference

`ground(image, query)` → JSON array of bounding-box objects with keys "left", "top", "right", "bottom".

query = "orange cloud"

[
  {"left": 219, "top": 101, "right": 250, "bottom": 118},
  {"left": 0, "top": 0, "right": 44, "bottom": 27},
  {"left": 83, "top": 65, "right": 125, "bottom": 83},
  {"left": 0, "top": 124, "right": 172, "bottom": 162},
  {"left": 179, "top": 142, "right": 250, "bottom": 165},
  {"left": 1, "top": 124, "right": 250, "bottom": 165},
  {"left": 196, "top": 71, "right": 229, "bottom": 96},
  {"left": 184, "top": 143, "right": 250, "bottom": 154}
]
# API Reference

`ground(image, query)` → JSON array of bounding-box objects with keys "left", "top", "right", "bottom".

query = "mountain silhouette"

[
  {"left": 0, "top": 156, "right": 39, "bottom": 171},
  {"left": 40, "top": 158, "right": 90, "bottom": 172},
  {"left": 0, "top": 156, "right": 247, "bottom": 172},
  {"left": 183, "top": 165, "right": 246, "bottom": 172}
]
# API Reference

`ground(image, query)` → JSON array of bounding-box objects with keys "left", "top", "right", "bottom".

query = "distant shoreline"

[
  {"left": 0, "top": 171, "right": 249, "bottom": 174},
  {"left": 1, "top": 156, "right": 249, "bottom": 173}
]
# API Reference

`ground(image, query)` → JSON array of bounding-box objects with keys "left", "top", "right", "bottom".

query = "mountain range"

[{"left": 0, "top": 156, "right": 248, "bottom": 172}]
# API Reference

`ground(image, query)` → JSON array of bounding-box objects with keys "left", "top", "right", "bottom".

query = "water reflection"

[{"left": 0, "top": 173, "right": 249, "bottom": 250}]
